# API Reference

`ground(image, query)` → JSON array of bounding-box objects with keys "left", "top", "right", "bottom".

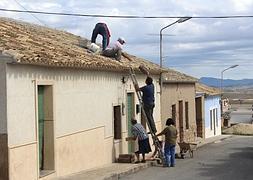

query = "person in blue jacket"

[{"left": 135, "top": 76, "right": 157, "bottom": 134}]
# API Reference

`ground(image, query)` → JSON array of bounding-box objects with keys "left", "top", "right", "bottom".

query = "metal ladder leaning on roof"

[{"left": 129, "top": 67, "right": 166, "bottom": 166}]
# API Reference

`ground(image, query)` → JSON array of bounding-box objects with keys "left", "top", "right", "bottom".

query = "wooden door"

[{"left": 179, "top": 101, "right": 184, "bottom": 142}]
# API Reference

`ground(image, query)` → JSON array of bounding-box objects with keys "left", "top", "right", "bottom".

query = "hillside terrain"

[{"left": 200, "top": 77, "right": 253, "bottom": 88}]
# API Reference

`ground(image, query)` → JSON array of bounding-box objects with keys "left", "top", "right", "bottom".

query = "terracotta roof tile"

[
  {"left": 163, "top": 68, "right": 198, "bottom": 83},
  {"left": 0, "top": 17, "right": 161, "bottom": 74},
  {"left": 196, "top": 82, "right": 220, "bottom": 95},
  {"left": 0, "top": 17, "right": 201, "bottom": 83}
]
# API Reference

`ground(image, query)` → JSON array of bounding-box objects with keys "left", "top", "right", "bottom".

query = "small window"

[
  {"left": 114, "top": 106, "right": 122, "bottom": 139},
  {"left": 185, "top": 102, "right": 189, "bottom": 129}
]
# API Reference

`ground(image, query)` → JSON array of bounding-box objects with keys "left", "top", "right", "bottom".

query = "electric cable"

[
  {"left": 1, "top": 8, "right": 253, "bottom": 19},
  {"left": 12, "top": 1, "right": 46, "bottom": 26}
]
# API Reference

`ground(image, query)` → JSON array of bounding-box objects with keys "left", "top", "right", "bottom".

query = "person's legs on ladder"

[{"left": 144, "top": 104, "right": 157, "bottom": 133}]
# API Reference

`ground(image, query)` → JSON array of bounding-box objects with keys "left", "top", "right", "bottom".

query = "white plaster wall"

[
  {"left": 205, "top": 120, "right": 221, "bottom": 138},
  {"left": 6, "top": 65, "right": 37, "bottom": 146},
  {"left": 6, "top": 65, "right": 126, "bottom": 146},
  {"left": 54, "top": 70, "right": 124, "bottom": 138},
  {"left": 0, "top": 61, "right": 7, "bottom": 134},
  {"left": 204, "top": 96, "right": 222, "bottom": 139},
  {"left": 6, "top": 64, "right": 162, "bottom": 178}
]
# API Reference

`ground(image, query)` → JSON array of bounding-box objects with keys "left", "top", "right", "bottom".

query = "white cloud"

[
  {"left": 232, "top": 0, "right": 253, "bottom": 12},
  {"left": 1, "top": 0, "right": 253, "bottom": 79}
]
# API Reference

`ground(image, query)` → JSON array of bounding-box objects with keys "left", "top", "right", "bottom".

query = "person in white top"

[{"left": 102, "top": 37, "right": 125, "bottom": 61}]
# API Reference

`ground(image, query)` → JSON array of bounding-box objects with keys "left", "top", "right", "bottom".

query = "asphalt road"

[
  {"left": 230, "top": 104, "right": 253, "bottom": 124},
  {"left": 121, "top": 136, "right": 253, "bottom": 180}
]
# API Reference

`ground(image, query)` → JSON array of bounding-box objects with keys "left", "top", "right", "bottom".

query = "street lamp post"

[
  {"left": 220, "top": 65, "right": 239, "bottom": 98},
  {"left": 220, "top": 64, "right": 238, "bottom": 120},
  {"left": 159, "top": 17, "right": 191, "bottom": 94}
]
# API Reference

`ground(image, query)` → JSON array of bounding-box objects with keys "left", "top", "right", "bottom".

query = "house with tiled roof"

[
  {"left": 161, "top": 70, "right": 198, "bottom": 145},
  {"left": 0, "top": 18, "right": 165, "bottom": 179},
  {"left": 195, "top": 82, "right": 221, "bottom": 139}
]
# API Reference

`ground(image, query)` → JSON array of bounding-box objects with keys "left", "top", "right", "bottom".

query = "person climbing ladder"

[{"left": 135, "top": 76, "right": 157, "bottom": 134}]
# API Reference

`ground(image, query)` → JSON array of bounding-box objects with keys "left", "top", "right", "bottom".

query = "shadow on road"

[{"left": 197, "top": 146, "right": 253, "bottom": 180}]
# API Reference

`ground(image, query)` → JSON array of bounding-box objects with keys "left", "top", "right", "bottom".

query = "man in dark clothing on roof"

[
  {"left": 91, "top": 23, "right": 111, "bottom": 50},
  {"left": 135, "top": 76, "right": 157, "bottom": 134}
]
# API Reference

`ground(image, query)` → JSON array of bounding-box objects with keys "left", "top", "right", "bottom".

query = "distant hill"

[{"left": 199, "top": 77, "right": 253, "bottom": 88}]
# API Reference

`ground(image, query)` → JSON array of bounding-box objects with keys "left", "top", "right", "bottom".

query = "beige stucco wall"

[
  {"left": 8, "top": 143, "right": 38, "bottom": 180},
  {"left": 5, "top": 64, "right": 161, "bottom": 179},
  {"left": 56, "top": 126, "right": 108, "bottom": 176},
  {"left": 161, "top": 83, "right": 196, "bottom": 142}
]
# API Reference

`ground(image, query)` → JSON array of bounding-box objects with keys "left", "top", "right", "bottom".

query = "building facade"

[
  {"left": 195, "top": 83, "right": 221, "bottom": 139},
  {"left": 204, "top": 95, "right": 222, "bottom": 138},
  {"left": 161, "top": 71, "right": 197, "bottom": 143},
  {"left": 0, "top": 18, "right": 163, "bottom": 179}
]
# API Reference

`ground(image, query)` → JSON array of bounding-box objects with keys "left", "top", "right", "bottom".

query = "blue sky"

[{"left": 1, "top": 0, "right": 253, "bottom": 79}]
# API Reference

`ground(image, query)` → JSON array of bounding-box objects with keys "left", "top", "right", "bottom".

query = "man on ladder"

[
  {"left": 134, "top": 76, "right": 157, "bottom": 134},
  {"left": 128, "top": 66, "right": 165, "bottom": 166}
]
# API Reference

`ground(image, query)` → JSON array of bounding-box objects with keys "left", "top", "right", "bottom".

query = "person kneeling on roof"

[{"left": 102, "top": 37, "right": 125, "bottom": 61}]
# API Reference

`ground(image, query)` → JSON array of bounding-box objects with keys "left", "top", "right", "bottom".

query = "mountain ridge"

[{"left": 199, "top": 77, "right": 253, "bottom": 88}]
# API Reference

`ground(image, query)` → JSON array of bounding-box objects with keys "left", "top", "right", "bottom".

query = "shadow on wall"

[{"left": 197, "top": 146, "right": 253, "bottom": 179}]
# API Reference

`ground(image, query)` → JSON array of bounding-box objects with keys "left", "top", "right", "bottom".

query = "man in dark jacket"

[
  {"left": 135, "top": 76, "right": 157, "bottom": 134},
  {"left": 91, "top": 23, "right": 111, "bottom": 50}
]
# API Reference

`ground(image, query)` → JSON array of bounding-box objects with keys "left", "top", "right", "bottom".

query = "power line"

[
  {"left": 169, "top": 64, "right": 253, "bottom": 67},
  {"left": 12, "top": 1, "right": 46, "bottom": 26},
  {"left": 1, "top": 8, "right": 253, "bottom": 19}
]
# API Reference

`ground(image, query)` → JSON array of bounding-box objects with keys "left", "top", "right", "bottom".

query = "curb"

[
  {"left": 197, "top": 135, "right": 233, "bottom": 148},
  {"left": 104, "top": 162, "right": 152, "bottom": 180}
]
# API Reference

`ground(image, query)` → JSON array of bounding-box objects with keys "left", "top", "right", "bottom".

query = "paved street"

[
  {"left": 230, "top": 104, "right": 253, "bottom": 124},
  {"left": 121, "top": 136, "right": 253, "bottom": 180}
]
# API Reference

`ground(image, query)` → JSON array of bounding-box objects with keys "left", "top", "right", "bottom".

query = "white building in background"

[{"left": 195, "top": 83, "right": 221, "bottom": 139}]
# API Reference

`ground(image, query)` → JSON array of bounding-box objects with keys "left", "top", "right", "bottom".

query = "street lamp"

[
  {"left": 159, "top": 17, "right": 191, "bottom": 93},
  {"left": 220, "top": 64, "right": 238, "bottom": 118},
  {"left": 220, "top": 64, "right": 239, "bottom": 98}
]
